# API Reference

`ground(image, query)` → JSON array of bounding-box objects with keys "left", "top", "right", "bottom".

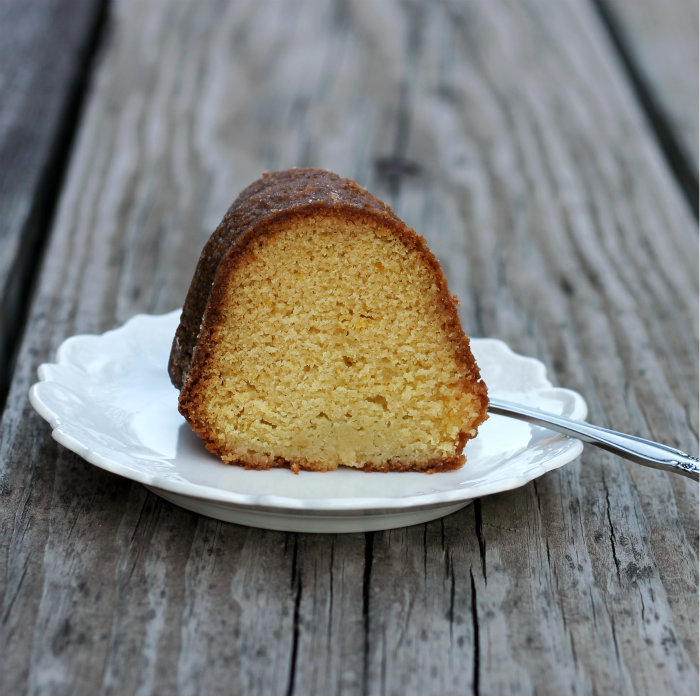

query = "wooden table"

[{"left": 1, "top": 1, "right": 697, "bottom": 694}]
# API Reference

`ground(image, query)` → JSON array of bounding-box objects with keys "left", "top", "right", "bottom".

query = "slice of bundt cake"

[{"left": 169, "top": 168, "right": 488, "bottom": 472}]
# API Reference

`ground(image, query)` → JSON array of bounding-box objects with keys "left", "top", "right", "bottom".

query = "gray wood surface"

[
  {"left": 0, "top": 1, "right": 697, "bottom": 695},
  {"left": 596, "top": 0, "right": 698, "bottom": 179},
  {"left": 0, "top": 0, "right": 106, "bottom": 408}
]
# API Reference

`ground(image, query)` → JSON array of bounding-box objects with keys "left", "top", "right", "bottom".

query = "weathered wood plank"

[
  {"left": 0, "top": 0, "right": 107, "bottom": 410},
  {"left": 0, "top": 1, "right": 697, "bottom": 695},
  {"left": 594, "top": 0, "right": 698, "bottom": 190}
]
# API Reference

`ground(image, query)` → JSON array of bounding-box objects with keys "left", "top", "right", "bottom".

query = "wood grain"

[
  {"left": 0, "top": 1, "right": 697, "bottom": 694},
  {"left": 0, "top": 0, "right": 106, "bottom": 409},
  {"left": 594, "top": 0, "right": 698, "bottom": 184}
]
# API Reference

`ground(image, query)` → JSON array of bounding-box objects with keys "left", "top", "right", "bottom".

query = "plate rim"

[{"left": 29, "top": 310, "right": 587, "bottom": 515}]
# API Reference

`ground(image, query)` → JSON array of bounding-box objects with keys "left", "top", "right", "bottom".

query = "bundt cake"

[{"left": 169, "top": 168, "right": 488, "bottom": 472}]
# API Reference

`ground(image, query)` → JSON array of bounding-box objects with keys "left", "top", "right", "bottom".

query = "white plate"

[{"left": 29, "top": 311, "right": 587, "bottom": 533}]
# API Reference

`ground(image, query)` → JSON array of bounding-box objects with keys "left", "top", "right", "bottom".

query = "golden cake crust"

[{"left": 169, "top": 168, "right": 488, "bottom": 472}]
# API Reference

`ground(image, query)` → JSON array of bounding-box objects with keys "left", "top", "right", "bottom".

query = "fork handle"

[{"left": 488, "top": 398, "right": 699, "bottom": 481}]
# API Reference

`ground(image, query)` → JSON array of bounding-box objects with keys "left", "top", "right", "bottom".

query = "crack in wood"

[
  {"left": 448, "top": 560, "right": 456, "bottom": 646},
  {"left": 286, "top": 535, "right": 302, "bottom": 696},
  {"left": 470, "top": 569, "right": 480, "bottom": 696},
  {"left": 638, "top": 585, "right": 646, "bottom": 624},
  {"left": 533, "top": 480, "right": 543, "bottom": 516},
  {"left": 602, "top": 475, "right": 622, "bottom": 584},
  {"left": 361, "top": 531, "right": 374, "bottom": 696},
  {"left": 590, "top": 0, "right": 698, "bottom": 217},
  {"left": 128, "top": 494, "right": 150, "bottom": 545},
  {"left": 0, "top": 0, "right": 111, "bottom": 412}
]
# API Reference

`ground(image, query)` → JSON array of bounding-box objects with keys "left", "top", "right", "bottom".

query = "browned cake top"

[{"left": 169, "top": 168, "right": 402, "bottom": 388}]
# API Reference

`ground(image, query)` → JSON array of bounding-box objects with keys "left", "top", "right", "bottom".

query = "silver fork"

[{"left": 488, "top": 398, "right": 699, "bottom": 481}]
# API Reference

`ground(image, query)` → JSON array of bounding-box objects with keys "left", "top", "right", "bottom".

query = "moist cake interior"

[{"left": 190, "top": 212, "right": 485, "bottom": 470}]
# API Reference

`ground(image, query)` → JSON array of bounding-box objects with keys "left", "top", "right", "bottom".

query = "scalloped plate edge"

[{"left": 29, "top": 311, "right": 587, "bottom": 516}]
